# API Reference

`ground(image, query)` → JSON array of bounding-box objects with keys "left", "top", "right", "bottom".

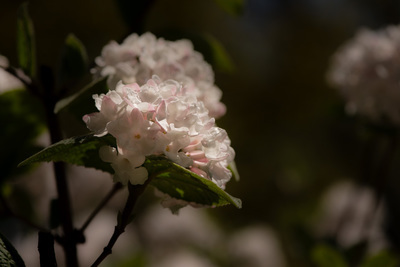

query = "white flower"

[
  {"left": 327, "top": 25, "right": 400, "bottom": 125},
  {"left": 0, "top": 55, "right": 24, "bottom": 93},
  {"left": 92, "top": 32, "right": 226, "bottom": 118},
  {"left": 83, "top": 77, "right": 235, "bottom": 191}
]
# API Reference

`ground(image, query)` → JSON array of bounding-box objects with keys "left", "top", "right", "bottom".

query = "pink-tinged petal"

[
  {"left": 190, "top": 167, "right": 208, "bottom": 178},
  {"left": 182, "top": 138, "right": 202, "bottom": 152},
  {"left": 129, "top": 167, "right": 148, "bottom": 185},
  {"left": 101, "top": 95, "right": 118, "bottom": 119},
  {"left": 155, "top": 100, "right": 166, "bottom": 121},
  {"left": 209, "top": 102, "right": 226, "bottom": 119},
  {"left": 186, "top": 150, "right": 206, "bottom": 160},
  {"left": 99, "top": 146, "right": 117, "bottom": 163},
  {"left": 84, "top": 72, "right": 236, "bottom": 192},
  {"left": 128, "top": 154, "right": 146, "bottom": 168},
  {"left": 82, "top": 113, "right": 107, "bottom": 135},
  {"left": 129, "top": 108, "right": 146, "bottom": 132}
]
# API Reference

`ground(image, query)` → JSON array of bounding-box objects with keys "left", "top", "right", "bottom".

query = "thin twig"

[
  {"left": 79, "top": 182, "right": 123, "bottom": 233},
  {"left": 38, "top": 231, "right": 57, "bottom": 267},
  {"left": 91, "top": 179, "right": 151, "bottom": 267}
]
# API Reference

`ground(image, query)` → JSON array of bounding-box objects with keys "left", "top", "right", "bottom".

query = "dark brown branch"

[
  {"left": 43, "top": 80, "right": 78, "bottom": 267},
  {"left": 2, "top": 64, "right": 77, "bottom": 266},
  {"left": 38, "top": 231, "right": 57, "bottom": 267},
  {"left": 91, "top": 180, "right": 151, "bottom": 267}
]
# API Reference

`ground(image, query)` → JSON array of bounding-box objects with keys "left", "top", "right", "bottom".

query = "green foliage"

[
  {"left": 19, "top": 134, "right": 242, "bottom": 209},
  {"left": 311, "top": 243, "right": 348, "bottom": 267},
  {"left": 144, "top": 155, "right": 242, "bottom": 209},
  {"left": 54, "top": 77, "right": 108, "bottom": 118},
  {"left": 18, "top": 134, "right": 115, "bottom": 173},
  {"left": 0, "top": 88, "right": 46, "bottom": 182},
  {"left": 360, "top": 251, "right": 399, "bottom": 267},
  {"left": 203, "top": 34, "right": 235, "bottom": 73},
  {"left": 154, "top": 30, "right": 235, "bottom": 73},
  {"left": 57, "top": 34, "right": 89, "bottom": 90},
  {"left": 17, "top": 2, "right": 36, "bottom": 78},
  {"left": 0, "top": 232, "right": 26, "bottom": 267},
  {"left": 114, "top": 253, "right": 147, "bottom": 267},
  {"left": 228, "top": 161, "right": 240, "bottom": 181},
  {"left": 213, "top": 0, "right": 244, "bottom": 16},
  {"left": 344, "top": 240, "right": 367, "bottom": 266}
]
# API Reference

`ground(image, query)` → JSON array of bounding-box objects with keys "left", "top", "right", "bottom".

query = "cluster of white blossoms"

[
  {"left": 327, "top": 25, "right": 400, "bottom": 125},
  {"left": 92, "top": 32, "right": 226, "bottom": 119},
  {"left": 83, "top": 76, "right": 235, "bottom": 190}
]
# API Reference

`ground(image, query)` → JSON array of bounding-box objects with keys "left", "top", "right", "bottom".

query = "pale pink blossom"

[
  {"left": 83, "top": 77, "right": 235, "bottom": 192},
  {"left": 92, "top": 32, "right": 226, "bottom": 118},
  {"left": 328, "top": 25, "right": 400, "bottom": 125}
]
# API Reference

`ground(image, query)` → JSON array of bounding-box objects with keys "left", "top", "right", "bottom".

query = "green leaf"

[
  {"left": 312, "top": 243, "right": 348, "bottom": 267},
  {"left": 213, "top": 0, "right": 244, "bottom": 16},
  {"left": 0, "top": 88, "right": 46, "bottom": 182},
  {"left": 228, "top": 161, "right": 240, "bottom": 181},
  {"left": 0, "top": 232, "right": 26, "bottom": 267},
  {"left": 18, "top": 134, "right": 116, "bottom": 173},
  {"left": 144, "top": 155, "right": 242, "bottom": 209},
  {"left": 153, "top": 30, "right": 235, "bottom": 73},
  {"left": 17, "top": 2, "right": 36, "bottom": 78},
  {"left": 19, "top": 134, "right": 241, "bottom": 209},
  {"left": 203, "top": 34, "right": 235, "bottom": 73},
  {"left": 54, "top": 77, "right": 108, "bottom": 116},
  {"left": 115, "top": 251, "right": 147, "bottom": 267},
  {"left": 360, "top": 251, "right": 399, "bottom": 267},
  {"left": 57, "top": 33, "right": 89, "bottom": 90}
]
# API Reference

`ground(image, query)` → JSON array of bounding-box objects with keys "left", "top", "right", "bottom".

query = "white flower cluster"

[
  {"left": 328, "top": 25, "right": 400, "bottom": 125},
  {"left": 92, "top": 32, "right": 226, "bottom": 118},
  {"left": 83, "top": 76, "right": 234, "bottom": 189}
]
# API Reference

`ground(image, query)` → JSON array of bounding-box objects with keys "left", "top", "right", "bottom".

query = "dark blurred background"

[{"left": 2, "top": 0, "right": 400, "bottom": 266}]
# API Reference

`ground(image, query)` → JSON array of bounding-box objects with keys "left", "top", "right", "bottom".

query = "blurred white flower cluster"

[
  {"left": 328, "top": 25, "right": 400, "bottom": 125},
  {"left": 92, "top": 32, "right": 226, "bottom": 118},
  {"left": 83, "top": 76, "right": 235, "bottom": 189},
  {"left": 0, "top": 55, "right": 24, "bottom": 93}
]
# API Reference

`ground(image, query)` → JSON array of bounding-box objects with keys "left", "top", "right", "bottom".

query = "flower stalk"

[{"left": 91, "top": 179, "right": 151, "bottom": 267}]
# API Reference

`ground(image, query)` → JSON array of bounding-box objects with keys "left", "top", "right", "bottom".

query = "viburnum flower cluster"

[
  {"left": 83, "top": 76, "right": 235, "bottom": 190},
  {"left": 92, "top": 32, "right": 226, "bottom": 118},
  {"left": 327, "top": 25, "right": 400, "bottom": 125}
]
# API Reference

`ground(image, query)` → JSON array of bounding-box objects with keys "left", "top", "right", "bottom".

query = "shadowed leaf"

[
  {"left": 0, "top": 88, "right": 45, "bottom": 182},
  {"left": 18, "top": 134, "right": 115, "bottom": 173},
  {"left": 312, "top": 243, "right": 348, "bottom": 267},
  {"left": 57, "top": 33, "right": 89, "bottom": 90},
  {"left": 17, "top": 2, "right": 36, "bottom": 78},
  {"left": 0, "top": 232, "right": 26, "bottom": 267},
  {"left": 145, "top": 155, "right": 242, "bottom": 208},
  {"left": 360, "top": 251, "right": 399, "bottom": 267},
  {"left": 203, "top": 34, "right": 235, "bottom": 73},
  {"left": 19, "top": 134, "right": 241, "bottom": 208},
  {"left": 213, "top": 0, "right": 244, "bottom": 16},
  {"left": 54, "top": 77, "right": 108, "bottom": 118}
]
